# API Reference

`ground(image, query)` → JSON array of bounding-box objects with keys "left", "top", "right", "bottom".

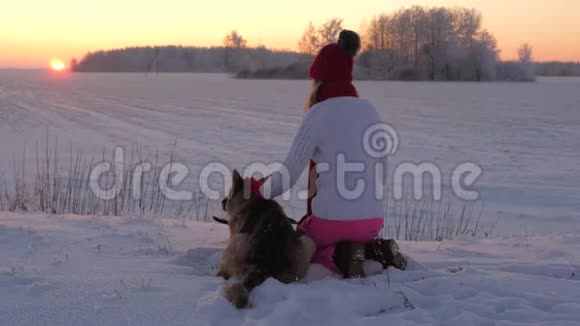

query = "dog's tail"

[{"left": 224, "top": 267, "right": 269, "bottom": 309}]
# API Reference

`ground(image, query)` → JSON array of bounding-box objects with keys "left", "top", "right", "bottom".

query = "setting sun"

[{"left": 50, "top": 59, "right": 66, "bottom": 71}]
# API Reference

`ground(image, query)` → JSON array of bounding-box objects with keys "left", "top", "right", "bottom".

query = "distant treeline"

[
  {"left": 71, "top": 5, "right": 578, "bottom": 81},
  {"left": 71, "top": 44, "right": 306, "bottom": 74},
  {"left": 535, "top": 62, "right": 580, "bottom": 77}
]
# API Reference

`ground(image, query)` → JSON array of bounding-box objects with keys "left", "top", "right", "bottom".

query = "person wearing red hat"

[
  {"left": 306, "top": 30, "right": 359, "bottom": 104},
  {"left": 250, "top": 30, "right": 406, "bottom": 279}
]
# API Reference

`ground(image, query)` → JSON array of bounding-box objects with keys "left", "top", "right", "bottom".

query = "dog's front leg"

[
  {"left": 218, "top": 234, "right": 251, "bottom": 280},
  {"left": 216, "top": 265, "right": 231, "bottom": 280},
  {"left": 225, "top": 265, "right": 269, "bottom": 309}
]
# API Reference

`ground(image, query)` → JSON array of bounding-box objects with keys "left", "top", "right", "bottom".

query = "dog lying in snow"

[{"left": 215, "top": 170, "right": 315, "bottom": 309}]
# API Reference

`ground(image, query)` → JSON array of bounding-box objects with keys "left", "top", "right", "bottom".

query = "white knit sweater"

[{"left": 259, "top": 97, "right": 387, "bottom": 221}]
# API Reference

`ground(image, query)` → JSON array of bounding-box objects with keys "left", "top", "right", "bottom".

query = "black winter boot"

[
  {"left": 334, "top": 241, "right": 366, "bottom": 278},
  {"left": 365, "top": 239, "right": 407, "bottom": 271}
]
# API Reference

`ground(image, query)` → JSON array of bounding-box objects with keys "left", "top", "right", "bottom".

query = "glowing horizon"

[
  {"left": 49, "top": 59, "right": 66, "bottom": 71},
  {"left": 1, "top": 0, "right": 579, "bottom": 68}
]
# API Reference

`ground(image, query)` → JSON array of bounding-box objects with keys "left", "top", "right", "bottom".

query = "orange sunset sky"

[{"left": 1, "top": 0, "right": 579, "bottom": 68}]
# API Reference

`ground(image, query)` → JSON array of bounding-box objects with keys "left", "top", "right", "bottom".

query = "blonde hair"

[
  {"left": 305, "top": 80, "right": 360, "bottom": 111},
  {"left": 305, "top": 80, "right": 324, "bottom": 112}
]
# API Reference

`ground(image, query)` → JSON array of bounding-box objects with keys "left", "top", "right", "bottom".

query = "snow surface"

[
  {"left": 0, "top": 71, "right": 579, "bottom": 232},
  {"left": 1, "top": 71, "right": 579, "bottom": 325},
  {"left": 1, "top": 212, "right": 579, "bottom": 326}
]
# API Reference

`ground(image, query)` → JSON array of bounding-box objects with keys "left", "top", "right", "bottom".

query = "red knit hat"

[
  {"left": 309, "top": 43, "right": 354, "bottom": 83},
  {"left": 308, "top": 30, "right": 361, "bottom": 102}
]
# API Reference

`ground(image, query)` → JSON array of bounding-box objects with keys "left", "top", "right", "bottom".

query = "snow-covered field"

[
  {"left": 1, "top": 71, "right": 578, "bottom": 231},
  {"left": 1, "top": 71, "right": 579, "bottom": 325},
  {"left": 1, "top": 212, "right": 579, "bottom": 325}
]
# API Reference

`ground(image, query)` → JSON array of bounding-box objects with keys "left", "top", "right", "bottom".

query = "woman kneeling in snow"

[{"left": 251, "top": 30, "right": 406, "bottom": 278}]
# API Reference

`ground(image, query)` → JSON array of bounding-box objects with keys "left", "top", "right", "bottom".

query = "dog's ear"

[
  {"left": 231, "top": 169, "right": 244, "bottom": 194},
  {"left": 257, "top": 175, "right": 270, "bottom": 184}
]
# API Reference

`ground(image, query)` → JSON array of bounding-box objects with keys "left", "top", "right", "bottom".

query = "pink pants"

[{"left": 297, "top": 215, "right": 383, "bottom": 273}]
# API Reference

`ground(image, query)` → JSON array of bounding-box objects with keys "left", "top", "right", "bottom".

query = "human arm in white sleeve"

[{"left": 259, "top": 107, "right": 324, "bottom": 199}]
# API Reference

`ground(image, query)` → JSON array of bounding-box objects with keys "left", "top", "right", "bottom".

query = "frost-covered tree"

[
  {"left": 362, "top": 14, "right": 391, "bottom": 51},
  {"left": 298, "top": 22, "right": 320, "bottom": 55},
  {"left": 298, "top": 19, "right": 343, "bottom": 55},
  {"left": 453, "top": 8, "right": 482, "bottom": 47},
  {"left": 223, "top": 30, "right": 247, "bottom": 49},
  {"left": 516, "top": 43, "right": 536, "bottom": 81},
  {"left": 408, "top": 5, "right": 428, "bottom": 65},
  {"left": 358, "top": 6, "right": 504, "bottom": 81},
  {"left": 317, "top": 18, "right": 343, "bottom": 46},
  {"left": 223, "top": 30, "right": 249, "bottom": 72},
  {"left": 472, "top": 30, "right": 499, "bottom": 80},
  {"left": 423, "top": 7, "right": 455, "bottom": 80},
  {"left": 517, "top": 43, "right": 533, "bottom": 63},
  {"left": 389, "top": 8, "right": 414, "bottom": 65},
  {"left": 496, "top": 43, "right": 537, "bottom": 81}
]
